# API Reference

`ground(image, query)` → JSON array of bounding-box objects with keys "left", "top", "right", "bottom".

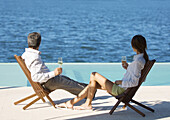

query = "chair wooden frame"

[
  {"left": 14, "top": 55, "right": 56, "bottom": 110},
  {"left": 109, "top": 59, "right": 156, "bottom": 117}
]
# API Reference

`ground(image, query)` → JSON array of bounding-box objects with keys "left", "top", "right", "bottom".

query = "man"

[{"left": 22, "top": 32, "right": 87, "bottom": 97}]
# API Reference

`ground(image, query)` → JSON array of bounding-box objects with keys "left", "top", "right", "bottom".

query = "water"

[{"left": 0, "top": 0, "right": 170, "bottom": 63}]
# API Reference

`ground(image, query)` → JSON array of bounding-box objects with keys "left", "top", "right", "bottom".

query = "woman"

[{"left": 58, "top": 35, "right": 149, "bottom": 110}]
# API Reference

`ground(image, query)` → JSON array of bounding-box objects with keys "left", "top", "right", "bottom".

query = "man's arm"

[
  {"left": 30, "top": 59, "right": 62, "bottom": 83},
  {"left": 54, "top": 67, "right": 62, "bottom": 76}
]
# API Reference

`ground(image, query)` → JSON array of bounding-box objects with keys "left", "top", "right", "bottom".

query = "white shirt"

[
  {"left": 22, "top": 48, "right": 55, "bottom": 83},
  {"left": 120, "top": 53, "right": 146, "bottom": 89}
]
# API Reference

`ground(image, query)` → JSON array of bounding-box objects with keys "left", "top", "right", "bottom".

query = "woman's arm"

[
  {"left": 115, "top": 80, "right": 122, "bottom": 85},
  {"left": 122, "top": 62, "right": 129, "bottom": 70},
  {"left": 121, "top": 61, "right": 144, "bottom": 88}
]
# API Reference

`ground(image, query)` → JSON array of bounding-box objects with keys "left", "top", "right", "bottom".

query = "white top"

[
  {"left": 120, "top": 53, "right": 146, "bottom": 89},
  {"left": 22, "top": 48, "right": 55, "bottom": 83}
]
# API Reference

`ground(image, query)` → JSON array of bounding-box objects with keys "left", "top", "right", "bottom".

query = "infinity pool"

[{"left": 0, "top": 63, "right": 170, "bottom": 86}]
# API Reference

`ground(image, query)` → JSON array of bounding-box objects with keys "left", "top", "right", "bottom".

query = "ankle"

[{"left": 84, "top": 102, "right": 92, "bottom": 107}]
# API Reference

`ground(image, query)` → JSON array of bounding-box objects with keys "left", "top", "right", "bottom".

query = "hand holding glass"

[{"left": 121, "top": 56, "right": 126, "bottom": 66}]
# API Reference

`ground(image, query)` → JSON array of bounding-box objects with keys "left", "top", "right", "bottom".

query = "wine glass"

[
  {"left": 121, "top": 56, "right": 126, "bottom": 66},
  {"left": 58, "top": 57, "right": 63, "bottom": 68}
]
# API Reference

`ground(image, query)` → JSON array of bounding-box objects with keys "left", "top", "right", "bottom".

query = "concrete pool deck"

[{"left": 0, "top": 86, "right": 170, "bottom": 120}]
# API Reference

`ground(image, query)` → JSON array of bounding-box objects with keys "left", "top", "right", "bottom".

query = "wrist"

[{"left": 115, "top": 81, "right": 118, "bottom": 85}]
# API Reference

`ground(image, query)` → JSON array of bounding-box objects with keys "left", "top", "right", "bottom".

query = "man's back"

[{"left": 22, "top": 48, "right": 55, "bottom": 83}]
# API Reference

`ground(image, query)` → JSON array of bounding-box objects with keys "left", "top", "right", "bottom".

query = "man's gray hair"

[{"left": 27, "top": 32, "right": 41, "bottom": 49}]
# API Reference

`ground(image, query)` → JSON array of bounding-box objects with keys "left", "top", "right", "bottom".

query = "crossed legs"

[{"left": 58, "top": 72, "right": 114, "bottom": 110}]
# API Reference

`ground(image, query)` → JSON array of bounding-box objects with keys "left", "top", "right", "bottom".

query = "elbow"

[
  {"left": 122, "top": 78, "right": 139, "bottom": 88},
  {"left": 31, "top": 74, "right": 41, "bottom": 83},
  {"left": 31, "top": 76, "right": 38, "bottom": 82}
]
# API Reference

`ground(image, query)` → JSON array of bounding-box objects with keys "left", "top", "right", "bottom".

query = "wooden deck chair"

[
  {"left": 109, "top": 59, "right": 156, "bottom": 117},
  {"left": 14, "top": 55, "right": 56, "bottom": 110}
]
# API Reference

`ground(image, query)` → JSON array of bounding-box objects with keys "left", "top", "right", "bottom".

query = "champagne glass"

[
  {"left": 58, "top": 57, "right": 63, "bottom": 68},
  {"left": 121, "top": 56, "right": 126, "bottom": 66}
]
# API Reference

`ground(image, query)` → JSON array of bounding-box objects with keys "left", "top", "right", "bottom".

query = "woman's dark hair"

[
  {"left": 131, "top": 35, "right": 149, "bottom": 62},
  {"left": 27, "top": 32, "right": 41, "bottom": 49}
]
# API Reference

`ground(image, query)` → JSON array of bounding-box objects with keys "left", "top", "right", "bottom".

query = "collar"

[
  {"left": 133, "top": 53, "right": 144, "bottom": 61},
  {"left": 25, "top": 48, "right": 41, "bottom": 55}
]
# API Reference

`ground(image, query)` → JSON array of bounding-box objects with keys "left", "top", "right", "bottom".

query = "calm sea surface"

[{"left": 0, "top": 0, "right": 170, "bottom": 63}]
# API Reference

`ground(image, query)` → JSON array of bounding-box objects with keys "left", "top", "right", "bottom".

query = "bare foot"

[
  {"left": 74, "top": 104, "right": 92, "bottom": 110},
  {"left": 57, "top": 102, "right": 73, "bottom": 109}
]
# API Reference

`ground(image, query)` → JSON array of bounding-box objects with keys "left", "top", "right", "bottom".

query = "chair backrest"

[
  {"left": 14, "top": 55, "right": 48, "bottom": 97},
  {"left": 119, "top": 59, "right": 156, "bottom": 103}
]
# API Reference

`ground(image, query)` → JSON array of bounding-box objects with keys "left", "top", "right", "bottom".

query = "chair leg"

[
  {"left": 14, "top": 93, "right": 37, "bottom": 105},
  {"left": 46, "top": 95, "right": 56, "bottom": 108},
  {"left": 126, "top": 103, "right": 145, "bottom": 117},
  {"left": 109, "top": 98, "right": 123, "bottom": 115},
  {"left": 122, "top": 104, "right": 127, "bottom": 109},
  {"left": 23, "top": 97, "right": 41, "bottom": 110},
  {"left": 131, "top": 99, "right": 154, "bottom": 112},
  {"left": 41, "top": 97, "right": 46, "bottom": 103}
]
